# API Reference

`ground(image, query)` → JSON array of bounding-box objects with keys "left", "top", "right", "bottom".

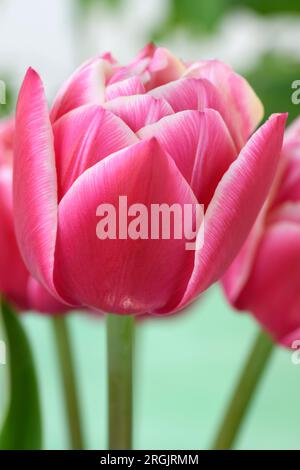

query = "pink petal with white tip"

[
  {"left": 162, "top": 113, "right": 287, "bottom": 313},
  {"left": 105, "top": 95, "right": 173, "bottom": 132},
  {"left": 50, "top": 56, "right": 112, "bottom": 122},
  {"left": 53, "top": 104, "right": 138, "bottom": 198},
  {"left": 14, "top": 68, "right": 62, "bottom": 300},
  {"left": 138, "top": 109, "right": 237, "bottom": 207},
  {"left": 54, "top": 139, "right": 198, "bottom": 314}
]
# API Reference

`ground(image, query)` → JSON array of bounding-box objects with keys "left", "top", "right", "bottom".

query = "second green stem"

[
  {"left": 212, "top": 329, "right": 274, "bottom": 450},
  {"left": 52, "top": 316, "right": 84, "bottom": 450}
]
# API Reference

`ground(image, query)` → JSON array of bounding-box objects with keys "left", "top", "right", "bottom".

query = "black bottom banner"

[{"left": 0, "top": 450, "right": 295, "bottom": 466}]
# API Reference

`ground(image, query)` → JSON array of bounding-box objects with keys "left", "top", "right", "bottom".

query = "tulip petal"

[
  {"left": 165, "top": 113, "right": 287, "bottom": 313},
  {"left": 50, "top": 57, "right": 112, "bottom": 122},
  {"left": 108, "top": 60, "right": 150, "bottom": 85},
  {"left": 27, "top": 277, "right": 68, "bottom": 315},
  {"left": 272, "top": 145, "right": 300, "bottom": 206},
  {"left": 233, "top": 222, "right": 300, "bottom": 347},
  {"left": 105, "top": 77, "right": 146, "bottom": 101},
  {"left": 138, "top": 109, "right": 237, "bottom": 206},
  {"left": 267, "top": 201, "right": 300, "bottom": 226},
  {"left": 145, "top": 47, "right": 186, "bottom": 90},
  {"left": 101, "top": 51, "right": 117, "bottom": 64},
  {"left": 0, "top": 118, "right": 14, "bottom": 166},
  {"left": 107, "top": 46, "right": 185, "bottom": 90},
  {"left": 150, "top": 77, "right": 219, "bottom": 112},
  {"left": 184, "top": 60, "right": 264, "bottom": 143},
  {"left": 149, "top": 77, "right": 240, "bottom": 149},
  {"left": 54, "top": 139, "right": 198, "bottom": 314},
  {"left": 0, "top": 168, "right": 29, "bottom": 309},
  {"left": 284, "top": 116, "right": 300, "bottom": 142},
  {"left": 53, "top": 104, "right": 138, "bottom": 198},
  {"left": 222, "top": 208, "right": 266, "bottom": 305},
  {"left": 105, "top": 95, "right": 173, "bottom": 132},
  {"left": 14, "top": 68, "right": 58, "bottom": 295},
  {"left": 132, "top": 42, "right": 157, "bottom": 61},
  {"left": 222, "top": 160, "right": 298, "bottom": 305}
]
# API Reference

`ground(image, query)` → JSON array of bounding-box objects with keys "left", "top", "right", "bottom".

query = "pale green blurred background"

[
  {"left": 1, "top": 0, "right": 300, "bottom": 450},
  {"left": 23, "top": 286, "right": 300, "bottom": 450}
]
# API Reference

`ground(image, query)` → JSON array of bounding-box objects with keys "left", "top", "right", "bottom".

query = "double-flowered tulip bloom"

[
  {"left": 223, "top": 118, "right": 300, "bottom": 347},
  {"left": 0, "top": 118, "right": 67, "bottom": 313},
  {"left": 14, "top": 44, "right": 286, "bottom": 315}
]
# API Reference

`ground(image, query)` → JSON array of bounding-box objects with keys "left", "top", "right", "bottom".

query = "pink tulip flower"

[
  {"left": 14, "top": 44, "right": 286, "bottom": 315},
  {"left": 223, "top": 117, "right": 300, "bottom": 347},
  {"left": 0, "top": 118, "right": 67, "bottom": 313}
]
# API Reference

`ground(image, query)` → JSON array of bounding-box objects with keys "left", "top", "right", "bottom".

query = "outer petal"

[
  {"left": 149, "top": 78, "right": 240, "bottom": 149},
  {"left": 232, "top": 222, "right": 300, "bottom": 347},
  {"left": 105, "top": 95, "right": 173, "bottom": 132},
  {"left": 14, "top": 68, "right": 59, "bottom": 297},
  {"left": 165, "top": 113, "right": 287, "bottom": 313},
  {"left": 27, "top": 277, "right": 68, "bottom": 315},
  {"left": 53, "top": 105, "right": 138, "bottom": 198},
  {"left": 50, "top": 57, "right": 112, "bottom": 122},
  {"left": 138, "top": 109, "right": 237, "bottom": 207},
  {"left": 184, "top": 60, "right": 264, "bottom": 143},
  {"left": 54, "top": 139, "right": 198, "bottom": 314}
]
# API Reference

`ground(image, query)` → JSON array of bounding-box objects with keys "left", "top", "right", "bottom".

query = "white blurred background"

[{"left": 1, "top": 0, "right": 300, "bottom": 99}]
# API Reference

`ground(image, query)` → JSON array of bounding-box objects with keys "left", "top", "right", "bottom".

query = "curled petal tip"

[
  {"left": 18, "top": 68, "right": 45, "bottom": 107},
  {"left": 24, "top": 66, "right": 42, "bottom": 81},
  {"left": 268, "top": 113, "right": 288, "bottom": 131},
  {"left": 269, "top": 112, "right": 288, "bottom": 138},
  {"left": 269, "top": 112, "right": 288, "bottom": 125},
  {"left": 138, "top": 136, "right": 161, "bottom": 154}
]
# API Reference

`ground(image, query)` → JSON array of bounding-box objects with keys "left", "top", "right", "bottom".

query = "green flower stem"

[
  {"left": 52, "top": 316, "right": 84, "bottom": 450},
  {"left": 212, "top": 329, "right": 274, "bottom": 450},
  {"left": 106, "top": 314, "right": 134, "bottom": 450}
]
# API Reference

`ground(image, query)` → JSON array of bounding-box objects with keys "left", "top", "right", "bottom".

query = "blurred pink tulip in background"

[{"left": 223, "top": 117, "right": 300, "bottom": 347}]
